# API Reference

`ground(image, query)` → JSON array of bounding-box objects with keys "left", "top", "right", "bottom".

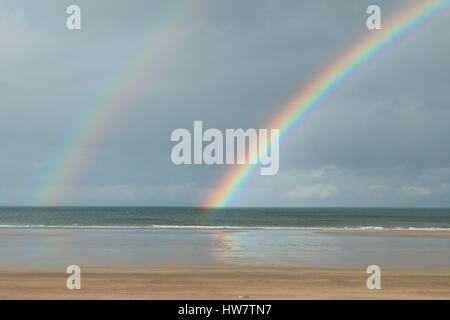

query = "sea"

[
  {"left": 0, "top": 207, "right": 449, "bottom": 269},
  {"left": 0, "top": 207, "right": 449, "bottom": 230}
]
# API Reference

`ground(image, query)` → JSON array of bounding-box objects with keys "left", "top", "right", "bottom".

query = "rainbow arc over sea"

[
  {"left": 31, "top": 0, "right": 450, "bottom": 207},
  {"left": 33, "top": 0, "right": 199, "bottom": 205},
  {"left": 205, "top": 0, "right": 450, "bottom": 208}
]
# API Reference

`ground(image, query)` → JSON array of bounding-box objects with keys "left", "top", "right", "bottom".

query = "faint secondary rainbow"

[
  {"left": 32, "top": 0, "right": 199, "bottom": 205},
  {"left": 205, "top": 0, "right": 450, "bottom": 208}
]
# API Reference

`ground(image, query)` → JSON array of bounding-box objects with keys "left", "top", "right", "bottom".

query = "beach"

[
  {"left": 0, "top": 207, "right": 449, "bottom": 299},
  {"left": 0, "top": 229, "right": 449, "bottom": 299},
  {"left": 321, "top": 231, "right": 450, "bottom": 238},
  {"left": 1, "top": 266, "right": 450, "bottom": 300}
]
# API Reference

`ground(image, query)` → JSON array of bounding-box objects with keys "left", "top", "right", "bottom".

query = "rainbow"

[
  {"left": 205, "top": 0, "right": 450, "bottom": 208},
  {"left": 33, "top": 0, "right": 199, "bottom": 205}
]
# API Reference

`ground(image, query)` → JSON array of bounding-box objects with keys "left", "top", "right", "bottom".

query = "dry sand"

[{"left": 0, "top": 266, "right": 449, "bottom": 300}]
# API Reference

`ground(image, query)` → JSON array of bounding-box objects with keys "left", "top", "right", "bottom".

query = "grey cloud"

[{"left": 0, "top": 0, "right": 449, "bottom": 206}]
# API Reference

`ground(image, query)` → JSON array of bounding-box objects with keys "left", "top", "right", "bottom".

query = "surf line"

[{"left": 204, "top": 0, "right": 450, "bottom": 208}]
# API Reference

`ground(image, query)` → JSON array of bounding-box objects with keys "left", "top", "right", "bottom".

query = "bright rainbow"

[
  {"left": 205, "top": 0, "right": 450, "bottom": 208},
  {"left": 33, "top": 0, "right": 199, "bottom": 205}
]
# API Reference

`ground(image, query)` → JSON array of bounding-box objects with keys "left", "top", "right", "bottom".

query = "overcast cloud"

[{"left": 0, "top": 0, "right": 449, "bottom": 206}]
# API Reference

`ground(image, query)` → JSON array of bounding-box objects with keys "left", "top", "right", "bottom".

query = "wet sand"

[
  {"left": 0, "top": 266, "right": 449, "bottom": 300},
  {"left": 0, "top": 233, "right": 71, "bottom": 237},
  {"left": 321, "top": 231, "right": 450, "bottom": 238}
]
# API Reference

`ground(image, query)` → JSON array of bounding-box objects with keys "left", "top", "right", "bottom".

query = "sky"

[{"left": 1, "top": 0, "right": 449, "bottom": 207}]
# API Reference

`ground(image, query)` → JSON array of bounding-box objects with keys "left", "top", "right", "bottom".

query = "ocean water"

[
  {"left": 0, "top": 207, "right": 449, "bottom": 230},
  {"left": 0, "top": 207, "right": 449, "bottom": 268},
  {"left": 1, "top": 227, "right": 450, "bottom": 269}
]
